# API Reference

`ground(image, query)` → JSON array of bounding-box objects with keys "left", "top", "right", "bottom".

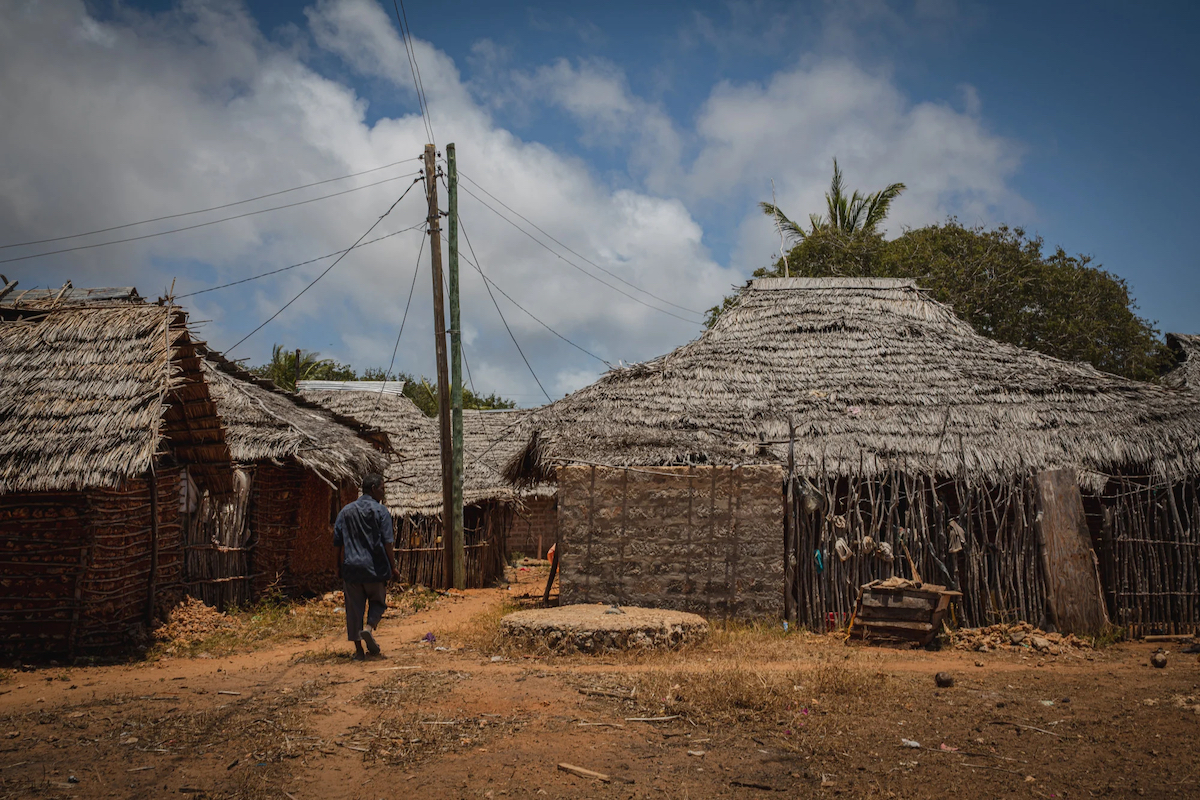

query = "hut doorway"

[{"left": 181, "top": 468, "right": 254, "bottom": 609}]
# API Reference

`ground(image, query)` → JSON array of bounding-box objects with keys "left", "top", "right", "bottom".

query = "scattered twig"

[
  {"left": 579, "top": 688, "right": 632, "bottom": 699},
  {"left": 576, "top": 722, "right": 624, "bottom": 728},
  {"left": 217, "top": 691, "right": 242, "bottom": 696},
  {"left": 367, "top": 665, "right": 423, "bottom": 673},
  {"left": 962, "top": 763, "right": 1027, "bottom": 776},
  {"left": 557, "top": 763, "right": 610, "bottom": 783},
  {"left": 624, "top": 715, "right": 680, "bottom": 723},
  {"left": 988, "top": 720, "right": 1061, "bottom": 737}
]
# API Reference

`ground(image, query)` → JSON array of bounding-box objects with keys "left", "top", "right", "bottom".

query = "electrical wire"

[
  {"left": 392, "top": 0, "right": 434, "bottom": 145},
  {"left": 457, "top": 217, "right": 552, "bottom": 403},
  {"left": 176, "top": 221, "right": 426, "bottom": 299},
  {"left": 447, "top": 225, "right": 612, "bottom": 369},
  {"left": 455, "top": 181, "right": 703, "bottom": 324},
  {"left": 368, "top": 226, "right": 426, "bottom": 426},
  {"left": 454, "top": 166, "right": 704, "bottom": 316},
  {"left": 225, "top": 178, "right": 422, "bottom": 355},
  {"left": 0, "top": 172, "right": 421, "bottom": 266},
  {"left": 0, "top": 159, "right": 420, "bottom": 251}
]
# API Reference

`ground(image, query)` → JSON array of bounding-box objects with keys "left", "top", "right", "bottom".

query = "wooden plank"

[
  {"left": 861, "top": 594, "right": 937, "bottom": 612},
  {"left": 858, "top": 605, "right": 938, "bottom": 622},
  {"left": 858, "top": 619, "right": 934, "bottom": 632},
  {"left": 1034, "top": 469, "right": 1109, "bottom": 636}
]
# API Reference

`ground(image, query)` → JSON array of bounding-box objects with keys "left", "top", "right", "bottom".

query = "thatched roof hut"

[
  {"left": 1164, "top": 333, "right": 1200, "bottom": 391},
  {"left": 0, "top": 301, "right": 230, "bottom": 494},
  {"left": 299, "top": 383, "right": 528, "bottom": 515},
  {"left": 190, "top": 358, "right": 390, "bottom": 604},
  {"left": 0, "top": 300, "right": 230, "bottom": 654},
  {"left": 300, "top": 383, "right": 543, "bottom": 587},
  {"left": 203, "top": 353, "right": 389, "bottom": 483},
  {"left": 507, "top": 278, "right": 1200, "bottom": 488}
]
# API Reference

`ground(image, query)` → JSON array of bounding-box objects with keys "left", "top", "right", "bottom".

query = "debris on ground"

[
  {"left": 935, "top": 672, "right": 955, "bottom": 688},
  {"left": 951, "top": 622, "right": 1093, "bottom": 655},
  {"left": 1151, "top": 650, "right": 1168, "bottom": 669},
  {"left": 153, "top": 596, "right": 236, "bottom": 645}
]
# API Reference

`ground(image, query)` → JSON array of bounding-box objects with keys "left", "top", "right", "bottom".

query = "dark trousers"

[{"left": 343, "top": 580, "right": 387, "bottom": 642}]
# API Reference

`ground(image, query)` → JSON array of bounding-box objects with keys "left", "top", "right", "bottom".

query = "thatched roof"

[
  {"left": 1164, "top": 334, "right": 1200, "bottom": 391},
  {"left": 299, "top": 383, "right": 541, "bottom": 515},
  {"left": 0, "top": 302, "right": 230, "bottom": 494},
  {"left": 507, "top": 278, "right": 1200, "bottom": 487},
  {"left": 0, "top": 285, "right": 142, "bottom": 309},
  {"left": 202, "top": 354, "right": 389, "bottom": 483}
]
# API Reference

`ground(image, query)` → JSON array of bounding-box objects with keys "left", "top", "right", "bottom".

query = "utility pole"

[
  {"left": 424, "top": 144, "right": 455, "bottom": 589},
  {"left": 446, "top": 143, "right": 466, "bottom": 590}
]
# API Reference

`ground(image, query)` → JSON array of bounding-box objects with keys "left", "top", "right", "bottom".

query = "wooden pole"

[
  {"left": 145, "top": 464, "right": 160, "bottom": 625},
  {"left": 783, "top": 417, "right": 796, "bottom": 625},
  {"left": 424, "top": 144, "right": 455, "bottom": 589},
  {"left": 294, "top": 348, "right": 301, "bottom": 389},
  {"left": 446, "top": 143, "right": 466, "bottom": 590}
]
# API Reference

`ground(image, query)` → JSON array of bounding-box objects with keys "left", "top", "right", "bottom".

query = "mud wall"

[
  {"left": 556, "top": 465, "right": 784, "bottom": 619},
  {"left": 506, "top": 495, "right": 557, "bottom": 559}
]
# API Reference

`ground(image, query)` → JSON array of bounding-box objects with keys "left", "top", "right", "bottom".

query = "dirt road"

[{"left": 0, "top": 568, "right": 1196, "bottom": 799}]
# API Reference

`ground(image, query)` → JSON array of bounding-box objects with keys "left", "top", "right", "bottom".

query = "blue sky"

[{"left": 3, "top": 1, "right": 1197, "bottom": 404}]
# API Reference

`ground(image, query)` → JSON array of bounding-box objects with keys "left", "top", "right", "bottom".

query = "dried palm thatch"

[
  {"left": 0, "top": 302, "right": 230, "bottom": 493},
  {"left": 1164, "top": 333, "right": 1200, "bottom": 391},
  {"left": 507, "top": 278, "right": 1200, "bottom": 488},
  {"left": 299, "top": 384, "right": 540, "bottom": 515},
  {"left": 201, "top": 352, "right": 388, "bottom": 483},
  {"left": 0, "top": 285, "right": 142, "bottom": 308}
]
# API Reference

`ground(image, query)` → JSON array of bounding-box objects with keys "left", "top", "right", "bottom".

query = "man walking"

[{"left": 334, "top": 473, "right": 400, "bottom": 661}]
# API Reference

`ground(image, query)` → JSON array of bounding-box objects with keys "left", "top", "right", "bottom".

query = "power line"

[
  {"left": 225, "top": 178, "right": 422, "bottom": 355},
  {"left": 458, "top": 216, "right": 552, "bottom": 403},
  {"left": 453, "top": 166, "right": 704, "bottom": 316},
  {"left": 0, "top": 159, "right": 420, "bottom": 251},
  {"left": 0, "top": 172, "right": 422, "bottom": 266},
  {"left": 455, "top": 180, "right": 703, "bottom": 325},
  {"left": 368, "top": 225, "right": 426, "bottom": 426},
  {"left": 176, "top": 221, "right": 426, "bottom": 299},
  {"left": 392, "top": 0, "right": 434, "bottom": 145},
  {"left": 448, "top": 224, "right": 612, "bottom": 369}
]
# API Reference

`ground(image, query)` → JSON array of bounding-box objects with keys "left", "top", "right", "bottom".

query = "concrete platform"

[{"left": 499, "top": 603, "right": 709, "bottom": 653}]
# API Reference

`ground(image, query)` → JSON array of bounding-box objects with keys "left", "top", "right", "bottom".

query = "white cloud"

[
  {"left": 0, "top": 0, "right": 726, "bottom": 406},
  {"left": 0, "top": 0, "right": 1026, "bottom": 407}
]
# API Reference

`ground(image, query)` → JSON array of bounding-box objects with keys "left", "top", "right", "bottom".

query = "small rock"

[
  {"left": 1151, "top": 651, "right": 1168, "bottom": 669},
  {"left": 901, "top": 738, "right": 921, "bottom": 748},
  {"left": 975, "top": 661, "right": 984, "bottom": 668},
  {"left": 1010, "top": 632, "right": 1027, "bottom": 646},
  {"left": 1030, "top": 636, "right": 1052, "bottom": 652},
  {"left": 935, "top": 672, "right": 955, "bottom": 688}
]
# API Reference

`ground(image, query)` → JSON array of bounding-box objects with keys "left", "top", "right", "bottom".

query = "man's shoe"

[
  {"left": 351, "top": 651, "right": 366, "bottom": 662},
  {"left": 361, "top": 628, "right": 381, "bottom": 656}
]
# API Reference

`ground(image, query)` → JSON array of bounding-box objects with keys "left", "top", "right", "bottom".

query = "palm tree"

[
  {"left": 260, "top": 344, "right": 334, "bottom": 391},
  {"left": 761, "top": 159, "right": 906, "bottom": 244}
]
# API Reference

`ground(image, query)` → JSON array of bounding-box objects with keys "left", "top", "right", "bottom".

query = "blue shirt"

[{"left": 333, "top": 495, "right": 395, "bottom": 583}]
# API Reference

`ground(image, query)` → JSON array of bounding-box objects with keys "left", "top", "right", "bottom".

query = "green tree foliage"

[
  {"left": 713, "top": 158, "right": 1169, "bottom": 381},
  {"left": 719, "top": 221, "right": 1170, "bottom": 381},
  {"left": 247, "top": 348, "right": 517, "bottom": 415},
  {"left": 249, "top": 345, "right": 350, "bottom": 391}
]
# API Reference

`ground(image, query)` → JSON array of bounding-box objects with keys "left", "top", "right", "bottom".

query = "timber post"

[
  {"left": 447, "top": 143, "right": 466, "bottom": 590},
  {"left": 424, "top": 144, "right": 455, "bottom": 589}
]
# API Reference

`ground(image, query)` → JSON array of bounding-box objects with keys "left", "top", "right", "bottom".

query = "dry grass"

[
  {"left": 356, "top": 670, "right": 471, "bottom": 708},
  {"left": 346, "top": 711, "right": 522, "bottom": 767},
  {"left": 149, "top": 596, "right": 343, "bottom": 659}
]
